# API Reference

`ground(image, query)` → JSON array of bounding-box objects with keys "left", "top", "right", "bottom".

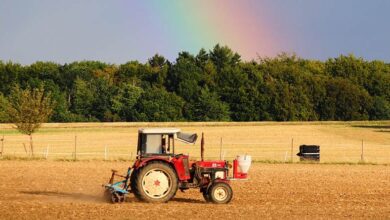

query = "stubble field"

[
  {"left": 0, "top": 161, "right": 389, "bottom": 219},
  {"left": 0, "top": 121, "right": 389, "bottom": 163}
]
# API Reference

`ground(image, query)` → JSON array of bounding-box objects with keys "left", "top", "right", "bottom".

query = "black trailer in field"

[{"left": 297, "top": 145, "right": 320, "bottom": 161}]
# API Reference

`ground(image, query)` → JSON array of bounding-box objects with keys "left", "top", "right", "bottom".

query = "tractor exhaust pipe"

[{"left": 201, "top": 132, "right": 204, "bottom": 161}]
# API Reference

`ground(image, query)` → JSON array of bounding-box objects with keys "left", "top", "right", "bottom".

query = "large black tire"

[
  {"left": 129, "top": 168, "right": 138, "bottom": 192},
  {"left": 132, "top": 162, "right": 178, "bottom": 203},
  {"left": 202, "top": 190, "right": 210, "bottom": 202},
  {"left": 208, "top": 182, "right": 233, "bottom": 204}
]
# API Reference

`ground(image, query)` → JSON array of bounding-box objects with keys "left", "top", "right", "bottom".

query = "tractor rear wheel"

[
  {"left": 202, "top": 190, "right": 210, "bottom": 202},
  {"left": 132, "top": 162, "right": 178, "bottom": 203},
  {"left": 208, "top": 182, "right": 233, "bottom": 204}
]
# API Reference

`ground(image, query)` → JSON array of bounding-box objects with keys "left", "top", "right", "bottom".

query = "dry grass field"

[
  {"left": 0, "top": 161, "right": 389, "bottom": 219},
  {"left": 0, "top": 121, "right": 389, "bottom": 163}
]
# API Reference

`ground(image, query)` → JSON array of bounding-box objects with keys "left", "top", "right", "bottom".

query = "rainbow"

[{"left": 126, "top": 1, "right": 286, "bottom": 61}]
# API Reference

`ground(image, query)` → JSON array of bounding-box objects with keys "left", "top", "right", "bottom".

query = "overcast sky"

[{"left": 1, "top": 0, "right": 390, "bottom": 64}]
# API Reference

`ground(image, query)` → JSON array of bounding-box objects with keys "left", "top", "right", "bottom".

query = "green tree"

[
  {"left": 321, "top": 78, "right": 372, "bottom": 120},
  {"left": 112, "top": 84, "right": 143, "bottom": 121},
  {"left": 90, "top": 78, "right": 115, "bottom": 121},
  {"left": 325, "top": 54, "right": 369, "bottom": 86},
  {"left": 195, "top": 48, "right": 209, "bottom": 68},
  {"left": 0, "top": 93, "right": 9, "bottom": 122},
  {"left": 365, "top": 61, "right": 390, "bottom": 100},
  {"left": 142, "top": 54, "right": 169, "bottom": 88},
  {"left": 0, "top": 61, "right": 24, "bottom": 95},
  {"left": 61, "top": 61, "right": 110, "bottom": 104},
  {"left": 71, "top": 78, "right": 96, "bottom": 121},
  {"left": 1, "top": 45, "right": 390, "bottom": 122},
  {"left": 38, "top": 80, "right": 72, "bottom": 122},
  {"left": 370, "top": 96, "right": 390, "bottom": 120},
  {"left": 133, "top": 87, "right": 185, "bottom": 121},
  {"left": 210, "top": 44, "right": 241, "bottom": 71},
  {"left": 7, "top": 86, "right": 54, "bottom": 155},
  {"left": 186, "top": 88, "right": 230, "bottom": 121},
  {"left": 116, "top": 61, "right": 142, "bottom": 85},
  {"left": 166, "top": 53, "right": 203, "bottom": 101},
  {"left": 214, "top": 64, "right": 260, "bottom": 121},
  {"left": 25, "top": 61, "right": 61, "bottom": 84}
]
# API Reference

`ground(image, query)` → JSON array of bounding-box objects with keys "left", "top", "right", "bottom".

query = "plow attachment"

[{"left": 103, "top": 168, "right": 132, "bottom": 203}]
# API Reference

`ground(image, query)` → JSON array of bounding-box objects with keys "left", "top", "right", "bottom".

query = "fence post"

[
  {"left": 284, "top": 151, "right": 288, "bottom": 162},
  {"left": 74, "top": 135, "right": 77, "bottom": 161},
  {"left": 0, "top": 135, "right": 4, "bottom": 157},
  {"left": 291, "top": 138, "right": 294, "bottom": 162},
  {"left": 45, "top": 145, "right": 49, "bottom": 159}
]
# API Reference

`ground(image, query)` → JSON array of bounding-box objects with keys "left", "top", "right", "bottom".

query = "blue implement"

[{"left": 103, "top": 167, "right": 132, "bottom": 203}]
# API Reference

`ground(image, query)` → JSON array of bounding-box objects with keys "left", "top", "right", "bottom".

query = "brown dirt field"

[{"left": 0, "top": 161, "right": 389, "bottom": 219}]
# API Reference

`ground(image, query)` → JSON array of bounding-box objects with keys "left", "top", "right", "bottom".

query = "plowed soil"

[{"left": 0, "top": 161, "right": 389, "bottom": 219}]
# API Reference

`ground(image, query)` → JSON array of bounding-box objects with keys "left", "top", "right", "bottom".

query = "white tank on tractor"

[{"left": 233, "top": 155, "right": 252, "bottom": 179}]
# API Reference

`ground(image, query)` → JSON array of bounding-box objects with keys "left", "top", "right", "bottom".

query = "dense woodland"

[{"left": 0, "top": 45, "right": 389, "bottom": 122}]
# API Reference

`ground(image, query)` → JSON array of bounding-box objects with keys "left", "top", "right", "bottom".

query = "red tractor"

[{"left": 104, "top": 128, "right": 251, "bottom": 204}]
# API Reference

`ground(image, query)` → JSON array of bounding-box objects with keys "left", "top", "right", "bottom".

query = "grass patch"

[
  {"left": 252, "top": 160, "right": 388, "bottom": 166},
  {"left": 252, "top": 159, "right": 293, "bottom": 164},
  {"left": 53, "top": 157, "right": 134, "bottom": 162},
  {"left": 0, "top": 155, "right": 46, "bottom": 161},
  {"left": 1, "top": 156, "right": 388, "bottom": 166}
]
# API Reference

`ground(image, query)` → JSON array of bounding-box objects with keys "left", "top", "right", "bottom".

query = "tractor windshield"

[{"left": 177, "top": 132, "right": 198, "bottom": 144}]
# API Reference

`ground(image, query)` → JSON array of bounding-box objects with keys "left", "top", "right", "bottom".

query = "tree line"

[{"left": 0, "top": 44, "right": 389, "bottom": 122}]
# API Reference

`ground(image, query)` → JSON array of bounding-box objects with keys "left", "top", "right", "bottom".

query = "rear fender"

[
  {"left": 134, "top": 156, "right": 190, "bottom": 181},
  {"left": 134, "top": 157, "right": 171, "bottom": 169},
  {"left": 132, "top": 158, "right": 179, "bottom": 182}
]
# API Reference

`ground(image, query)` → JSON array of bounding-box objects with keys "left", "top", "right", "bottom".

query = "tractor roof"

[
  {"left": 138, "top": 128, "right": 181, "bottom": 134},
  {"left": 138, "top": 128, "right": 198, "bottom": 144}
]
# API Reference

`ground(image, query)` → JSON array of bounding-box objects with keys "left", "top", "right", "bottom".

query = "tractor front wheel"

[
  {"left": 132, "top": 162, "right": 178, "bottom": 203},
  {"left": 208, "top": 182, "right": 233, "bottom": 204}
]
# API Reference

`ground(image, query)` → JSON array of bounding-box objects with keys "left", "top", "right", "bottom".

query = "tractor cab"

[{"left": 137, "top": 128, "right": 198, "bottom": 157}]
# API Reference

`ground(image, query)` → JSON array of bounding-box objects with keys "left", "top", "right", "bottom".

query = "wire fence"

[{"left": 0, "top": 134, "right": 389, "bottom": 164}]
